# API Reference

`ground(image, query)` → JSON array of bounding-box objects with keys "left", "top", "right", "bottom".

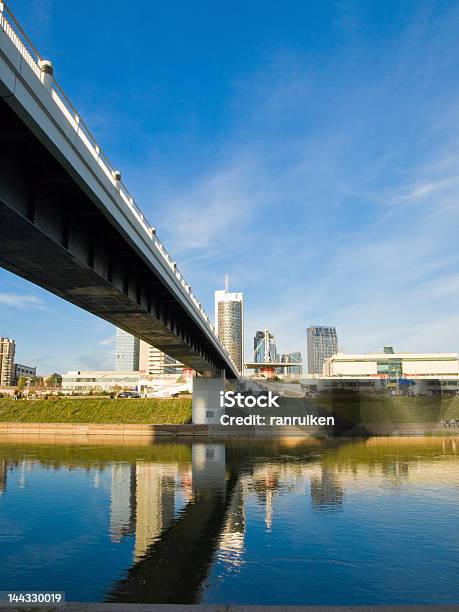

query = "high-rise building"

[
  {"left": 214, "top": 276, "right": 244, "bottom": 373},
  {"left": 307, "top": 326, "right": 338, "bottom": 375},
  {"left": 254, "top": 329, "right": 278, "bottom": 365},
  {"left": 139, "top": 340, "right": 183, "bottom": 377},
  {"left": 0, "top": 337, "right": 16, "bottom": 386},
  {"left": 281, "top": 352, "right": 302, "bottom": 376},
  {"left": 115, "top": 329, "right": 140, "bottom": 371}
]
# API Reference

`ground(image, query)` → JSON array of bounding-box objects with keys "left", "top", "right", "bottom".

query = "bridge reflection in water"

[{"left": 106, "top": 443, "right": 238, "bottom": 604}]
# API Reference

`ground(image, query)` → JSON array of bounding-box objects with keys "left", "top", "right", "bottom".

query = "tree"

[
  {"left": 17, "top": 376, "right": 28, "bottom": 389},
  {"left": 17, "top": 375, "right": 44, "bottom": 390},
  {"left": 45, "top": 373, "right": 62, "bottom": 387}
]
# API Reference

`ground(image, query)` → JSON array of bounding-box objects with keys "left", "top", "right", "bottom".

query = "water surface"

[{"left": 0, "top": 436, "right": 458, "bottom": 605}]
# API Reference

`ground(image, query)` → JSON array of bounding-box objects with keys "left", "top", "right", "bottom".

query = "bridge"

[{"left": 0, "top": 2, "right": 238, "bottom": 420}]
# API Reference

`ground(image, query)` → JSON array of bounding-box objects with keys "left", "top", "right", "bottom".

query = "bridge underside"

[{"left": 0, "top": 98, "right": 231, "bottom": 376}]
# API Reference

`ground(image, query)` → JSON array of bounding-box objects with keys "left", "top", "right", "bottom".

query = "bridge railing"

[{"left": 0, "top": 1, "right": 238, "bottom": 372}]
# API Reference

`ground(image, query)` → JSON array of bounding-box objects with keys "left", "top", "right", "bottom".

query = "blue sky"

[{"left": 2, "top": 0, "right": 459, "bottom": 373}]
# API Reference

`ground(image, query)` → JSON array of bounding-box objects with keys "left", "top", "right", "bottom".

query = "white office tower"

[
  {"left": 214, "top": 275, "right": 244, "bottom": 373},
  {"left": 138, "top": 340, "right": 183, "bottom": 377},
  {"left": 115, "top": 328, "right": 140, "bottom": 371}
]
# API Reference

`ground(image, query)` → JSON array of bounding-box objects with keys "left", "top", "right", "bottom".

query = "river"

[{"left": 0, "top": 436, "right": 458, "bottom": 605}]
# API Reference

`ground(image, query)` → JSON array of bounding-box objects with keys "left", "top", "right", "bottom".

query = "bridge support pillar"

[{"left": 192, "top": 373, "right": 225, "bottom": 425}]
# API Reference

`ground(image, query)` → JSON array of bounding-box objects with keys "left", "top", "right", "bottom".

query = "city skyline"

[
  {"left": 1, "top": 0, "right": 459, "bottom": 372},
  {"left": 0, "top": 278, "right": 458, "bottom": 375}
]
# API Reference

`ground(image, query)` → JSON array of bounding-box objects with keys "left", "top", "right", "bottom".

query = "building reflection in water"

[
  {"left": 106, "top": 442, "right": 235, "bottom": 604},
  {"left": 250, "top": 467, "right": 282, "bottom": 530},
  {"left": 0, "top": 459, "right": 7, "bottom": 496},
  {"left": 110, "top": 464, "right": 136, "bottom": 542},
  {"left": 217, "top": 478, "right": 246, "bottom": 569},
  {"left": 109, "top": 444, "right": 229, "bottom": 566},
  {"left": 310, "top": 465, "right": 344, "bottom": 512},
  {"left": 110, "top": 462, "right": 178, "bottom": 560},
  {"left": 134, "top": 463, "right": 176, "bottom": 561}
]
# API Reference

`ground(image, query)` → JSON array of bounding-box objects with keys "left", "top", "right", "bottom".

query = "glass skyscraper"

[
  {"left": 115, "top": 329, "right": 140, "bottom": 371},
  {"left": 254, "top": 329, "right": 278, "bottom": 365},
  {"left": 307, "top": 326, "right": 338, "bottom": 374}
]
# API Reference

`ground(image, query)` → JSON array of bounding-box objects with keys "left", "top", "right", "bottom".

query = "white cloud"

[
  {"left": 394, "top": 176, "right": 459, "bottom": 203},
  {"left": 155, "top": 159, "right": 267, "bottom": 257},
  {"left": 0, "top": 293, "right": 43, "bottom": 309}
]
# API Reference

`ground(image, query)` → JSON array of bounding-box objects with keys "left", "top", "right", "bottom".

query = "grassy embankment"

[
  {"left": 1, "top": 395, "right": 458, "bottom": 426},
  {"left": 0, "top": 397, "right": 192, "bottom": 424},
  {"left": 316, "top": 394, "right": 459, "bottom": 424}
]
